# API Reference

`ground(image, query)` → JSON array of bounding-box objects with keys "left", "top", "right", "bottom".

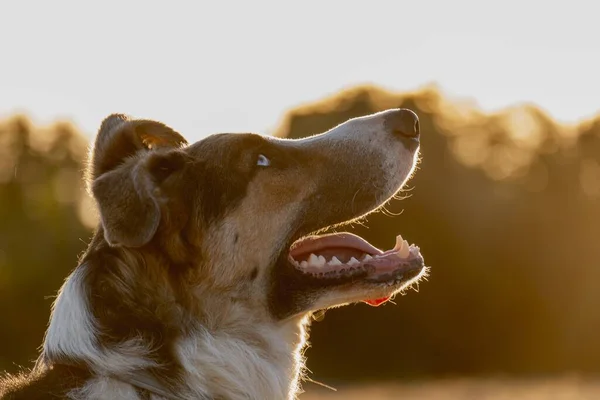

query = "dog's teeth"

[
  {"left": 328, "top": 256, "right": 342, "bottom": 266},
  {"left": 317, "top": 255, "right": 327, "bottom": 267},
  {"left": 300, "top": 261, "right": 308, "bottom": 268},
  {"left": 398, "top": 241, "right": 410, "bottom": 259},
  {"left": 363, "top": 254, "right": 373, "bottom": 261},
  {"left": 393, "top": 235, "right": 404, "bottom": 251},
  {"left": 348, "top": 257, "right": 360, "bottom": 266},
  {"left": 308, "top": 254, "right": 319, "bottom": 266}
]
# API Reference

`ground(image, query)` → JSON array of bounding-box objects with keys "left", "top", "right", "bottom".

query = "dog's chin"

[{"left": 272, "top": 232, "right": 426, "bottom": 317}]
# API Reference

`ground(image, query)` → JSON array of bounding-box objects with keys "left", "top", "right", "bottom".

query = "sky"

[{"left": 1, "top": 0, "right": 599, "bottom": 142}]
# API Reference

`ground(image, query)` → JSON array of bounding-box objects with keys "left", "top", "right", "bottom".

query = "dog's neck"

[
  {"left": 117, "top": 314, "right": 310, "bottom": 400},
  {"left": 43, "top": 263, "right": 311, "bottom": 400},
  {"left": 174, "top": 313, "right": 310, "bottom": 399}
]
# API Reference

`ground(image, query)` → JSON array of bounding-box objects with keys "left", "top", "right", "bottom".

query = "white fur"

[
  {"left": 54, "top": 314, "right": 310, "bottom": 400},
  {"left": 176, "top": 317, "right": 309, "bottom": 400},
  {"left": 68, "top": 376, "right": 140, "bottom": 400},
  {"left": 43, "top": 267, "right": 99, "bottom": 364},
  {"left": 43, "top": 265, "right": 156, "bottom": 375}
]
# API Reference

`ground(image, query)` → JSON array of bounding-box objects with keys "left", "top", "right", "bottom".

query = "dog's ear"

[
  {"left": 89, "top": 114, "right": 188, "bottom": 248},
  {"left": 88, "top": 114, "right": 188, "bottom": 181}
]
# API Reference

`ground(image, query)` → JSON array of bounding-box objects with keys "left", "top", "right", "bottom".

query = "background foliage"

[{"left": 1, "top": 86, "right": 599, "bottom": 388}]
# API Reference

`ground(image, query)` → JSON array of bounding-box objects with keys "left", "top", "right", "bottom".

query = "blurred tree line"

[
  {"left": 0, "top": 117, "right": 93, "bottom": 372},
  {"left": 1, "top": 86, "right": 599, "bottom": 383}
]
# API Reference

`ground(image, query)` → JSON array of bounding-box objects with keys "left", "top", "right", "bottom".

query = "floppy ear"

[
  {"left": 89, "top": 114, "right": 188, "bottom": 248},
  {"left": 88, "top": 114, "right": 188, "bottom": 181}
]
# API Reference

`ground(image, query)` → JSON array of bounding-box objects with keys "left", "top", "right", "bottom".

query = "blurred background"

[{"left": 1, "top": 1, "right": 599, "bottom": 398}]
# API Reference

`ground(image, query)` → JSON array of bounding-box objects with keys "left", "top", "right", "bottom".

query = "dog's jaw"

[{"left": 267, "top": 109, "right": 426, "bottom": 318}]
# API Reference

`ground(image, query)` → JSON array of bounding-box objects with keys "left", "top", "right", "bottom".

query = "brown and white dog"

[{"left": 1, "top": 109, "right": 427, "bottom": 400}]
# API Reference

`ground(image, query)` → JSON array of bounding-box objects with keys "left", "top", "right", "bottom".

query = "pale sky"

[{"left": 1, "top": 0, "right": 598, "bottom": 142}]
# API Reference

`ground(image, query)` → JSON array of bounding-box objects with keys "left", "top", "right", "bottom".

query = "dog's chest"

[{"left": 176, "top": 326, "right": 304, "bottom": 400}]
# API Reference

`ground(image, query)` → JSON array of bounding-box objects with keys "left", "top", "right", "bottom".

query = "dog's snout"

[{"left": 385, "top": 108, "right": 420, "bottom": 139}]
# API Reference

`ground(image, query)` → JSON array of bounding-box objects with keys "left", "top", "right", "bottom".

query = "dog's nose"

[{"left": 385, "top": 108, "right": 420, "bottom": 139}]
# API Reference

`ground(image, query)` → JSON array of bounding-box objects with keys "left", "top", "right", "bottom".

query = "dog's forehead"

[{"left": 187, "top": 132, "right": 264, "bottom": 156}]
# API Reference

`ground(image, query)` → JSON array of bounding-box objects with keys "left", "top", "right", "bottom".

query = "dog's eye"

[{"left": 256, "top": 154, "right": 270, "bottom": 167}]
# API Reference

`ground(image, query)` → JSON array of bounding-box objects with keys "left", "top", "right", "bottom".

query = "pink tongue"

[{"left": 364, "top": 297, "right": 390, "bottom": 307}]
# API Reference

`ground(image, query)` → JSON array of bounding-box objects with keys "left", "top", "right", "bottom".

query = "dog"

[{"left": 1, "top": 108, "right": 426, "bottom": 399}]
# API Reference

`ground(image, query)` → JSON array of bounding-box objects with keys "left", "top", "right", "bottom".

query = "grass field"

[{"left": 301, "top": 378, "right": 600, "bottom": 399}]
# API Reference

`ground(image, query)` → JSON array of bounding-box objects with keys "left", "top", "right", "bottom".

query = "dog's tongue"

[{"left": 364, "top": 297, "right": 390, "bottom": 306}]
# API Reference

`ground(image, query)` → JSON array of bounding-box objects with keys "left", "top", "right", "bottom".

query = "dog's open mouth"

[{"left": 288, "top": 232, "right": 425, "bottom": 306}]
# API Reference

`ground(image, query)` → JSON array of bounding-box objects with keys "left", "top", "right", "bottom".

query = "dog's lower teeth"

[
  {"left": 307, "top": 253, "right": 327, "bottom": 267},
  {"left": 328, "top": 257, "right": 342, "bottom": 266},
  {"left": 348, "top": 257, "right": 360, "bottom": 266},
  {"left": 398, "top": 241, "right": 410, "bottom": 259},
  {"left": 393, "top": 234, "right": 404, "bottom": 251},
  {"left": 363, "top": 254, "right": 373, "bottom": 261}
]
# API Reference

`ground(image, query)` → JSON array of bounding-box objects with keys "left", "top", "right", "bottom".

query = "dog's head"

[{"left": 88, "top": 109, "right": 425, "bottom": 323}]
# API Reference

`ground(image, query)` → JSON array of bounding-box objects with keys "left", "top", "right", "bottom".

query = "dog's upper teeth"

[
  {"left": 328, "top": 256, "right": 342, "bottom": 266},
  {"left": 348, "top": 257, "right": 360, "bottom": 266},
  {"left": 363, "top": 254, "right": 373, "bottom": 261},
  {"left": 398, "top": 240, "right": 410, "bottom": 259}
]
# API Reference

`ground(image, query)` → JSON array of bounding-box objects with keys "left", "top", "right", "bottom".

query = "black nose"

[{"left": 386, "top": 108, "right": 420, "bottom": 138}]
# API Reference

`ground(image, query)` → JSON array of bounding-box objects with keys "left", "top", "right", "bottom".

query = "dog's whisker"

[{"left": 305, "top": 376, "right": 338, "bottom": 392}]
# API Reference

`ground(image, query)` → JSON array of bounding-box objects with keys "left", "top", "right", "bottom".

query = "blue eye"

[{"left": 257, "top": 154, "right": 270, "bottom": 167}]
